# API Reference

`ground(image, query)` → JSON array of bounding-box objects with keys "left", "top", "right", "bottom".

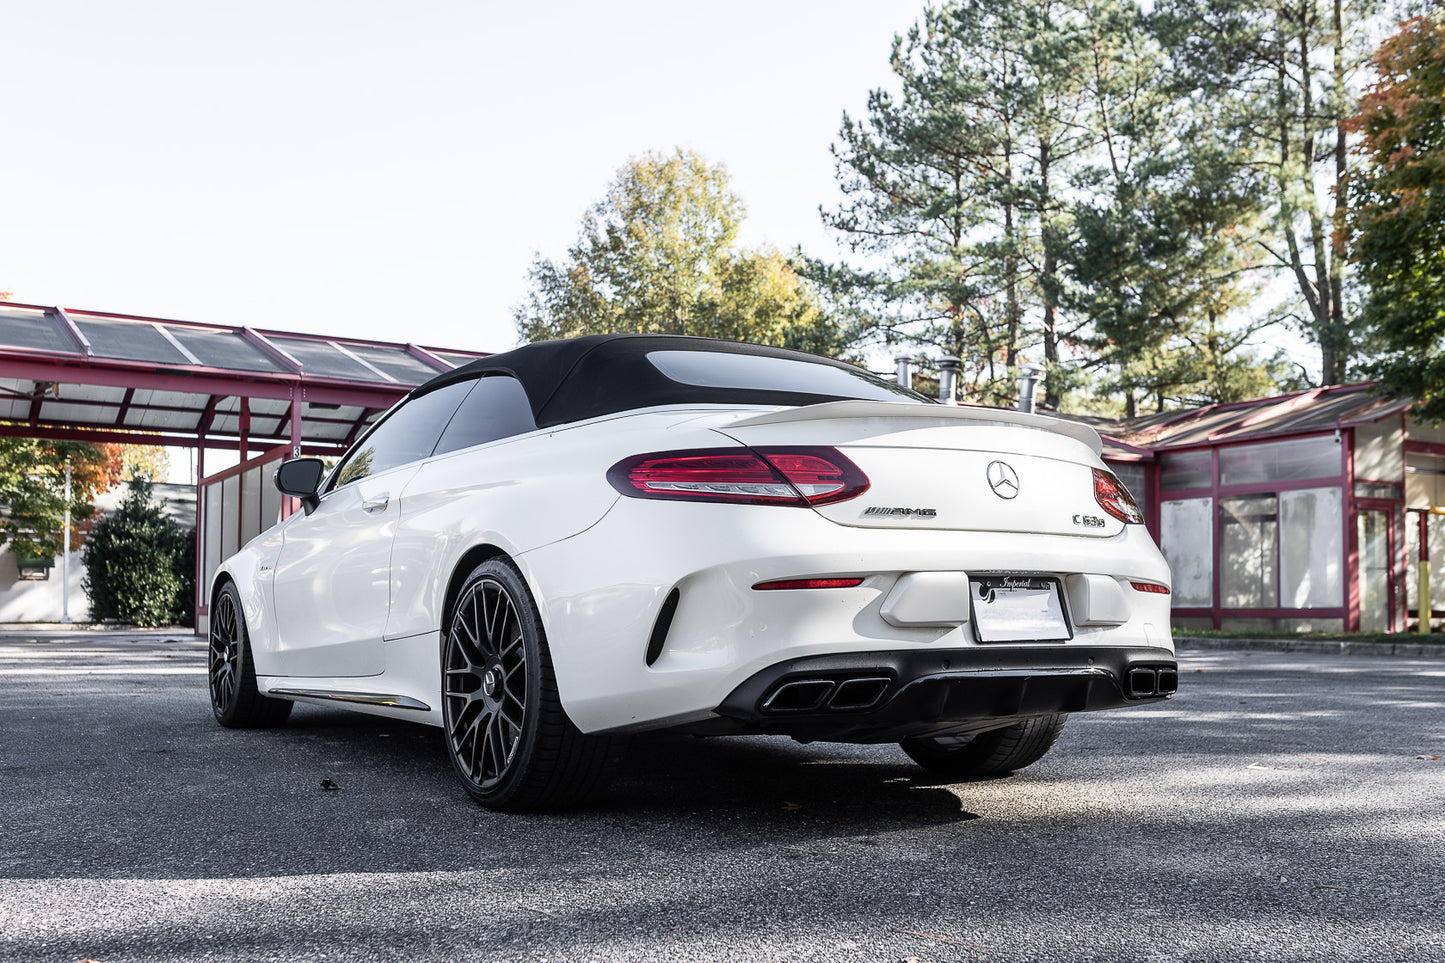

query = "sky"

[{"left": 2, "top": 0, "right": 929, "bottom": 356}]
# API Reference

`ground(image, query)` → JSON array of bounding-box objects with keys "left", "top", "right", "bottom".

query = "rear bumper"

[{"left": 709, "top": 645, "right": 1178, "bottom": 743}]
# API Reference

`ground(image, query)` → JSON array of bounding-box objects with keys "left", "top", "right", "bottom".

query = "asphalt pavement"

[{"left": 1, "top": 636, "right": 1442, "bottom": 963}]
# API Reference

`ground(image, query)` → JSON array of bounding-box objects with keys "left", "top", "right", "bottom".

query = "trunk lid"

[{"left": 714, "top": 401, "right": 1123, "bottom": 538}]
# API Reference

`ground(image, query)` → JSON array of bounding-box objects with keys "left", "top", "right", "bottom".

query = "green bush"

[{"left": 82, "top": 479, "right": 194, "bottom": 627}]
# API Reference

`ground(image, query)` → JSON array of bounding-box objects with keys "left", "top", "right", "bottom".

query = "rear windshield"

[{"left": 646, "top": 350, "right": 928, "bottom": 405}]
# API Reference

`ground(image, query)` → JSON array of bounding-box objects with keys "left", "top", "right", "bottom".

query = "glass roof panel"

[
  {"left": 435, "top": 351, "right": 483, "bottom": 369},
  {"left": 40, "top": 402, "right": 119, "bottom": 425},
  {"left": 0, "top": 398, "right": 29, "bottom": 419},
  {"left": 346, "top": 344, "right": 446, "bottom": 384},
  {"left": 74, "top": 317, "right": 191, "bottom": 364},
  {"left": 62, "top": 384, "right": 128, "bottom": 404},
  {"left": 300, "top": 419, "right": 352, "bottom": 440},
  {"left": 168, "top": 327, "right": 288, "bottom": 373},
  {"left": 268, "top": 337, "right": 375, "bottom": 381},
  {"left": 130, "top": 389, "right": 212, "bottom": 409},
  {"left": 0, "top": 308, "right": 75, "bottom": 354},
  {"left": 126, "top": 409, "right": 202, "bottom": 431}
]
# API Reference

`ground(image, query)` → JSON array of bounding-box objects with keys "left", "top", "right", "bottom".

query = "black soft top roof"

[{"left": 413, "top": 334, "right": 920, "bottom": 428}]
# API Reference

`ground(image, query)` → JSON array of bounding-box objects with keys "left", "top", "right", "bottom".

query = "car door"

[{"left": 269, "top": 380, "right": 473, "bottom": 677}]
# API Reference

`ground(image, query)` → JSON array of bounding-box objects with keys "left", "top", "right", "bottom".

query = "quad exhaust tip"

[
  {"left": 760, "top": 675, "right": 892, "bottom": 714},
  {"left": 1126, "top": 665, "right": 1179, "bottom": 699}
]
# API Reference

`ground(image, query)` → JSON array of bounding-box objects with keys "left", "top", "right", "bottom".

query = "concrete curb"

[
  {"left": 1176, "top": 635, "right": 1445, "bottom": 659},
  {"left": 0, "top": 626, "right": 201, "bottom": 645}
]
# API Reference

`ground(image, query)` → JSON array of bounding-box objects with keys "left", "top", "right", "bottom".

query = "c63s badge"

[
  {"left": 1073, "top": 513, "right": 1107, "bottom": 528},
  {"left": 863, "top": 506, "right": 938, "bottom": 517}
]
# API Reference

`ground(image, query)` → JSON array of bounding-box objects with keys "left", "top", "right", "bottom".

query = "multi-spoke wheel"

[
  {"left": 900, "top": 713, "right": 1067, "bottom": 778},
  {"left": 442, "top": 558, "right": 619, "bottom": 811},
  {"left": 208, "top": 582, "right": 292, "bottom": 728}
]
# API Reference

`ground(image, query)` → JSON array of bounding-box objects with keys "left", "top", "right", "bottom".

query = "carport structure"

[{"left": 0, "top": 300, "right": 487, "bottom": 629}]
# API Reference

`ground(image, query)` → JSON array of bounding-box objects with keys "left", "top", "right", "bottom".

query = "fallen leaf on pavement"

[
  {"left": 321, "top": 778, "right": 340, "bottom": 790},
  {"left": 782, "top": 800, "right": 802, "bottom": 811},
  {"left": 1418, "top": 755, "right": 1440, "bottom": 761}
]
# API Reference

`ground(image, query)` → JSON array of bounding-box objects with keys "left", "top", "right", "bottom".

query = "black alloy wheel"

[
  {"left": 444, "top": 573, "right": 529, "bottom": 790},
  {"left": 208, "top": 582, "right": 292, "bottom": 728},
  {"left": 441, "top": 558, "right": 620, "bottom": 811}
]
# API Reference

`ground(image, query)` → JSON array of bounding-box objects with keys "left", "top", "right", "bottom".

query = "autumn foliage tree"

[
  {"left": 514, "top": 149, "right": 850, "bottom": 357},
  {"left": 0, "top": 440, "right": 126, "bottom": 561},
  {"left": 1346, "top": 14, "right": 1445, "bottom": 419}
]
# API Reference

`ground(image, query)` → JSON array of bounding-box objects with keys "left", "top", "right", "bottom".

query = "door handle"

[{"left": 362, "top": 493, "right": 390, "bottom": 514}]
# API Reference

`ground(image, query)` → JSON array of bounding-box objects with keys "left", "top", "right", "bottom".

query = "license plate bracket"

[{"left": 969, "top": 575, "right": 1072, "bottom": 643}]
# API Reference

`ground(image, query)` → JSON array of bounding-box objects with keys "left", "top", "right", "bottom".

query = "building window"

[
  {"left": 1160, "top": 498, "right": 1213, "bottom": 607},
  {"left": 1160, "top": 450, "right": 1211, "bottom": 492},
  {"left": 1221, "top": 495, "right": 1278, "bottom": 607},
  {"left": 1278, "top": 488, "right": 1343, "bottom": 608},
  {"left": 1218, "top": 435, "right": 1341, "bottom": 486}
]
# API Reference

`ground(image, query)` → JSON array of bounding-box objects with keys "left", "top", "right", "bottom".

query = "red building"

[{"left": 1094, "top": 384, "right": 1440, "bottom": 634}]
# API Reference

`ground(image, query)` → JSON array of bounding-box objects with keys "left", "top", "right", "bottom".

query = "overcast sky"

[{"left": 2, "top": 0, "right": 927, "bottom": 356}]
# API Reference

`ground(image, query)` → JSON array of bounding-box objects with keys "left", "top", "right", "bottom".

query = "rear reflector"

[
  {"left": 1130, "top": 581, "right": 1170, "bottom": 595},
  {"left": 1094, "top": 468, "right": 1144, "bottom": 524},
  {"left": 609, "top": 447, "right": 869, "bottom": 507},
  {"left": 753, "top": 577, "right": 865, "bottom": 591}
]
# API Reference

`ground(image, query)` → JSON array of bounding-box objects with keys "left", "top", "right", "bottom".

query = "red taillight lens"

[
  {"left": 755, "top": 448, "right": 870, "bottom": 506},
  {"left": 1130, "top": 581, "right": 1170, "bottom": 595},
  {"left": 754, "top": 577, "right": 865, "bottom": 591},
  {"left": 608, "top": 446, "right": 869, "bottom": 507},
  {"left": 1093, "top": 468, "right": 1144, "bottom": 524}
]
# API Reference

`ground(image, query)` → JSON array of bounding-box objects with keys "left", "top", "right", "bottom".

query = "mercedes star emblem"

[{"left": 986, "top": 460, "right": 1020, "bottom": 499}]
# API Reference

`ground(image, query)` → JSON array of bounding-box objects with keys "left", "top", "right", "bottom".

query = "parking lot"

[{"left": 2, "top": 637, "right": 1442, "bottom": 963}]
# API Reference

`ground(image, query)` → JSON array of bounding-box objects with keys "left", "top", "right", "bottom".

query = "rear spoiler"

[{"left": 725, "top": 400, "right": 1104, "bottom": 456}]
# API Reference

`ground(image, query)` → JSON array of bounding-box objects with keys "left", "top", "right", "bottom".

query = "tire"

[
  {"left": 441, "top": 558, "right": 619, "bottom": 811},
  {"left": 900, "top": 713, "right": 1067, "bottom": 778},
  {"left": 208, "top": 582, "right": 293, "bottom": 728}
]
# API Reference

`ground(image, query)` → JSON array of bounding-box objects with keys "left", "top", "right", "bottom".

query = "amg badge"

[{"left": 863, "top": 506, "right": 938, "bottom": 517}]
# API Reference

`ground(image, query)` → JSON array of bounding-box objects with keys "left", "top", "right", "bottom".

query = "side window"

[
  {"left": 329, "top": 381, "right": 473, "bottom": 490},
  {"left": 433, "top": 376, "right": 537, "bottom": 456}
]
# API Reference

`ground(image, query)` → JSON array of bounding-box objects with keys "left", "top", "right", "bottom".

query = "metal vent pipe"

[
  {"left": 1017, "top": 363, "right": 1042, "bottom": 414},
  {"left": 936, "top": 357, "right": 961, "bottom": 405},
  {"left": 894, "top": 355, "right": 916, "bottom": 390}
]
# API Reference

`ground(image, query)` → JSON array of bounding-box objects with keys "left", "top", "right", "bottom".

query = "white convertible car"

[{"left": 209, "top": 335, "right": 1176, "bottom": 810}]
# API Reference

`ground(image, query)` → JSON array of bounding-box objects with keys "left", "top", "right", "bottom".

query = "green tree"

[
  {"left": 0, "top": 440, "right": 124, "bottom": 562},
  {"left": 823, "top": 0, "right": 1286, "bottom": 411},
  {"left": 1155, "top": 0, "right": 1393, "bottom": 385},
  {"left": 824, "top": 1, "right": 1094, "bottom": 406},
  {"left": 81, "top": 478, "right": 193, "bottom": 627},
  {"left": 1346, "top": 15, "right": 1445, "bottom": 419},
  {"left": 514, "top": 149, "right": 848, "bottom": 357}
]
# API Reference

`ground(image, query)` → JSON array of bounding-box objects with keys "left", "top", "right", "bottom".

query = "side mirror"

[{"left": 274, "top": 458, "right": 325, "bottom": 515}]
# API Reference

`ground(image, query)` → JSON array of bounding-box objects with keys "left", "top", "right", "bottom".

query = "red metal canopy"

[{"left": 0, "top": 301, "right": 488, "bottom": 461}]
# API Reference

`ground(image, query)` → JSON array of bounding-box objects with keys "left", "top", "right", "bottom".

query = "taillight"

[
  {"left": 1093, "top": 468, "right": 1144, "bottom": 524},
  {"left": 608, "top": 446, "right": 869, "bottom": 507}
]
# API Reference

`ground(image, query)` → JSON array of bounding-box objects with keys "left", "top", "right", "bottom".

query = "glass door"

[{"left": 1357, "top": 508, "right": 1393, "bottom": 632}]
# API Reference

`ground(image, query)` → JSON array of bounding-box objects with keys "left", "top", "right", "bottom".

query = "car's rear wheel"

[
  {"left": 208, "top": 582, "right": 292, "bottom": 728},
  {"left": 441, "top": 558, "right": 618, "bottom": 811},
  {"left": 900, "top": 713, "right": 1067, "bottom": 778}
]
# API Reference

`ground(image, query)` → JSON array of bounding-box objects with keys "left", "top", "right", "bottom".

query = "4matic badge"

[{"left": 862, "top": 506, "right": 938, "bottom": 517}]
